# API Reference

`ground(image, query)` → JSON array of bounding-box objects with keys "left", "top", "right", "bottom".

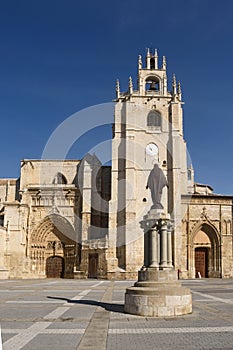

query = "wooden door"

[
  {"left": 195, "top": 248, "right": 208, "bottom": 278},
  {"left": 46, "top": 256, "right": 64, "bottom": 278},
  {"left": 88, "top": 253, "right": 98, "bottom": 278}
]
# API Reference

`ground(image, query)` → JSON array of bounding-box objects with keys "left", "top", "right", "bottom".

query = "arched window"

[
  {"left": 147, "top": 111, "right": 161, "bottom": 128},
  {"left": 52, "top": 173, "right": 67, "bottom": 184}
]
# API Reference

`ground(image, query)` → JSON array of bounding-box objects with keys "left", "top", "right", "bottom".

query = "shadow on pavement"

[{"left": 47, "top": 296, "right": 125, "bottom": 313}]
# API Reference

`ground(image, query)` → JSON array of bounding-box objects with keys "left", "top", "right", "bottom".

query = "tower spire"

[
  {"left": 172, "top": 74, "right": 177, "bottom": 98},
  {"left": 116, "top": 79, "right": 120, "bottom": 99},
  {"left": 162, "top": 56, "right": 166, "bottom": 70},
  {"left": 138, "top": 54, "right": 142, "bottom": 69},
  {"left": 128, "top": 76, "right": 133, "bottom": 94},
  {"left": 178, "top": 81, "right": 182, "bottom": 101},
  {"left": 146, "top": 48, "right": 150, "bottom": 69},
  {"left": 154, "top": 48, "right": 158, "bottom": 69}
]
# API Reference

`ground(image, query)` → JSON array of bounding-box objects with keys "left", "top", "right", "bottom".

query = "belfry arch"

[
  {"left": 189, "top": 222, "right": 221, "bottom": 278},
  {"left": 145, "top": 75, "right": 161, "bottom": 92},
  {"left": 30, "top": 214, "right": 77, "bottom": 278}
]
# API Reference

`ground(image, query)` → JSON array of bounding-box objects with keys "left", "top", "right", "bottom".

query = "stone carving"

[
  {"left": 200, "top": 206, "right": 209, "bottom": 220},
  {"left": 146, "top": 163, "right": 168, "bottom": 209}
]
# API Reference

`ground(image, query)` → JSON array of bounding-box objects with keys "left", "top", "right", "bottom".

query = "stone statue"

[{"left": 146, "top": 163, "right": 168, "bottom": 209}]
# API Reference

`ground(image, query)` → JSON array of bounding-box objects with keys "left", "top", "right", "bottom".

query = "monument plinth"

[{"left": 124, "top": 210, "right": 192, "bottom": 317}]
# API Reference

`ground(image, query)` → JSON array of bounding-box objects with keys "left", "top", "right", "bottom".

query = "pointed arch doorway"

[
  {"left": 31, "top": 214, "right": 77, "bottom": 278},
  {"left": 190, "top": 223, "right": 221, "bottom": 278}
]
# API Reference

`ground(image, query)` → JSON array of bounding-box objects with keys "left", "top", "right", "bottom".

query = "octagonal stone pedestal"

[{"left": 124, "top": 269, "right": 192, "bottom": 317}]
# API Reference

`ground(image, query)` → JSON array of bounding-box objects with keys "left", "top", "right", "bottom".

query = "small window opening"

[
  {"left": 0, "top": 215, "right": 4, "bottom": 226},
  {"left": 188, "top": 169, "right": 192, "bottom": 181},
  {"left": 150, "top": 58, "right": 155, "bottom": 69},
  {"left": 52, "top": 173, "right": 67, "bottom": 185}
]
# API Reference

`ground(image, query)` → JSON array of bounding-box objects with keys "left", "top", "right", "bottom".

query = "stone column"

[
  {"left": 150, "top": 227, "right": 159, "bottom": 268},
  {"left": 157, "top": 231, "right": 160, "bottom": 266},
  {"left": 125, "top": 210, "right": 192, "bottom": 317},
  {"left": 143, "top": 227, "right": 150, "bottom": 268},
  {"left": 160, "top": 219, "right": 168, "bottom": 269},
  {"left": 167, "top": 222, "right": 173, "bottom": 268}
]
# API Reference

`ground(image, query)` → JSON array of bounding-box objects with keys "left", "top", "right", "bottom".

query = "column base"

[{"left": 124, "top": 269, "right": 192, "bottom": 317}]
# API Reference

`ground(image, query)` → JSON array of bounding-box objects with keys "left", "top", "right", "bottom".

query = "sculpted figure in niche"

[{"left": 146, "top": 163, "right": 168, "bottom": 209}]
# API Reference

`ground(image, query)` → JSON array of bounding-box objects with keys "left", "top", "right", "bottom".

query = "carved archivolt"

[
  {"left": 29, "top": 214, "right": 76, "bottom": 265},
  {"left": 189, "top": 219, "right": 220, "bottom": 245},
  {"left": 31, "top": 213, "right": 76, "bottom": 245}
]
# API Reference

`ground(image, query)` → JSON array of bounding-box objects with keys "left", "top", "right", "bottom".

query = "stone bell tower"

[{"left": 109, "top": 49, "right": 192, "bottom": 278}]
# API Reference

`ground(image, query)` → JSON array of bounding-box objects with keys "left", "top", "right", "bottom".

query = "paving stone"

[
  {"left": 22, "top": 334, "right": 82, "bottom": 350},
  {"left": 1, "top": 279, "right": 233, "bottom": 349}
]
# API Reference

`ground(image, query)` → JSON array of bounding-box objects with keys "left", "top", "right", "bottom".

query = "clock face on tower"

[{"left": 146, "top": 143, "right": 158, "bottom": 156}]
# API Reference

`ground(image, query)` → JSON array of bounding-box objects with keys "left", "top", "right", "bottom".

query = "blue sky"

[{"left": 1, "top": 0, "right": 233, "bottom": 194}]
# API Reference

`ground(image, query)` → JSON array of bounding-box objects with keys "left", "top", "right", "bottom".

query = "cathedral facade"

[{"left": 0, "top": 50, "right": 232, "bottom": 279}]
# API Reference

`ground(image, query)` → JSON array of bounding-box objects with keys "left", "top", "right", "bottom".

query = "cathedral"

[{"left": 0, "top": 50, "right": 232, "bottom": 280}]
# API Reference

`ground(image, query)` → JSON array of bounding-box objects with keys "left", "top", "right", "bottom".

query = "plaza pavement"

[{"left": 0, "top": 278, "right": 233, "bottom": 349}]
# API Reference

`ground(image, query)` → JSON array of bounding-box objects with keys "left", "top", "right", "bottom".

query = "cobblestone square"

[{"left": 1, "top": 279, "right": 233, "bottom": 349}]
